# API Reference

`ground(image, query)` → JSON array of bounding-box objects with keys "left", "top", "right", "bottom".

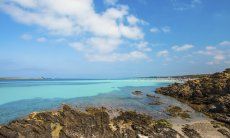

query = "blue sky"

[{"left": 0, "top": 0, "right": 229, "bottom": 78}]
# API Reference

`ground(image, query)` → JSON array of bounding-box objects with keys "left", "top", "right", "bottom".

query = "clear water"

[
  {"left": 0, "top": 79, "right": 206, "bottom": 124},
  {"left": 0, "top": 79, "right": 174, "bottom": 105}
]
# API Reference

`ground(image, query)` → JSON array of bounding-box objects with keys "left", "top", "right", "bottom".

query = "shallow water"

[
  {"left": 0, "top": 79, "right": 173, "bottom": 105},
  {"left": 0, "top": 79, "right": 206, "bottom": 124}
]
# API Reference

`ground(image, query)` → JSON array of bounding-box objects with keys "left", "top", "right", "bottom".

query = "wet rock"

[
  {"left": 146, "top": 94, "right": 160, "bottom": 98},
  {"left": 166, "top": 106, "right": 190, "bottom": 119},
  {"left": 0, "top": 105, "right": 183, "bottom": 138},
  {"left": 132, "top": 90, "right": 143, "bottom": 96},
  {"left": 217, "top": 129, "right": 230, "bottom": 138},
  {"left": 148, "top": 101, "right": 162, "bottom": 105},
  {"left": 182, "top": 125, "right": 202, "bottom": 138},
  {"left": 209, "top": 104, "right": 226, "bottom": 113}
]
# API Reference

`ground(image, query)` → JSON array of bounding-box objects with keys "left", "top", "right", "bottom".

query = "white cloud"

[
  {"left": 11, "top": 0, "right": 37, "bottom": 8},
  {"left": 135, "top": 41, "right": 152, "bottom": 52},
  {"left": 161, "top": 26, "right": 171, "bottom": 33},
  {"left": 150, "top": 27, "right": 160, "bottom": 33},
  {"left": 2, "top": 0, "right": 144, "bottom": 39},
  {"left": 127, "top": 15, "right": 139, "bottom": 25},
  {"left": 172, "top": 44, "right": 194, "bottom": 51},
  {"left": 219, "top": 41, "right": 230, "bottom": 46},
  {"left": 70, "top": 37, "right": 121, "bottom": 54},
  {"left": 86, "top": 51, "right": 149, "bottom": 62},
  {"left": 87, "top": 37, "right": 121, "bottom": 54},
  {"left": 69, "top": 42, "right": 86, "bottom": 52},
  {"left": 171, "top": 0, "right": 202, "bottom": 11},
  {"left": 2, "top": 0, "right": 149, "bottom": 62},
  {"left": 21, "top": 33, "right": 32, "bottom": 40},
  {"left": 150, "top": 26, "right": 171, "bottom": 34},
  {"left": 36, "top": 37, "right": 47, "bottom": 42},
  {"left": 197, "top": 46, "right": 226, "bottom": 65},
  {"left": 119, "top": 24, "right": 144, "bottom": 39},
  {"left": 206, "top": 46, "right": 216, "bottom": 50},
  {"left": 104, "top": 0, "right": 118, "bottom": 5},
  {"left": 157, "top": 50, "right": 169, "bottom": 57}
]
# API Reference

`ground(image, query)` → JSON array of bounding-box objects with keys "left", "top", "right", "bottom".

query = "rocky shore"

[
  {"left": 0, "top": 105, "right": 182, "bottom": 138},
  {"left": 156, "top": 68, "right": 230, "bottom": 128},
  {"left": 0, "top": 69, "right": 230, "bottom": 137}
]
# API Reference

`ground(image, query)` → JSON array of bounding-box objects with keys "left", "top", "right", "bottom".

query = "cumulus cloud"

[
  {"left": 172, "top": 44, "right": 194, "bottom": 51},
  {"left": 2, "top": 0, "right": 144, "bottom": 38},
  {"left": 219, "top": 41, "right": 230, "bottom": 46},
  {"left": 87, "top": 37, "right": 121, "bottom": 54},
  {"left": 2, "top": 0, "right": 149, "bottom": 62},
  {"left": 157, "top": 50, "right": 169, "bottom": 57},
  {"left": 127, "top": 15, "right": 139, "bottom": 25}
]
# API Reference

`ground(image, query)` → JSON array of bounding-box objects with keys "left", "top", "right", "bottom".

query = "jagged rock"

[
  {"left": 156, "top": 68, "right": 230, "bottom": 126},
  {"left": 0, "top": 105, "right": 183, "bottom": 138},
  {"left": 148, "top": 101, "right": 162, "bottom": 105},
  {"left": 166, "top": 106, "right": 190, "bottom": 119},
  {"left": 146, "top": 94, "right": 160, "bottom": 98},
  {"left": 217, "top": 129, "right": 230, "bottom": 138},
  {"left": 214, "top": 114, "right": 230, "bottom": 124},
  {"left": 182, "top": 125, "right": 202, "bottom": 138},
  {"left": 132, "top": 90, "right": 143, "bottom": 96}
]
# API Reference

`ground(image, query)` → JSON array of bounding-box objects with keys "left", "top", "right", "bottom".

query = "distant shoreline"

[
  {"left": 0, "top": 77, "right": 48, "bottom": 80},
  {"left": 0, "top": 75, "right": 205, "bottom": 81}
]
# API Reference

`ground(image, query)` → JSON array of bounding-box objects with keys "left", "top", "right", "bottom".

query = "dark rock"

[
  {"left": 156, "top": 68, "right": 230, "bottom": 126},
  {"left": 146, "top": 94, "right": 160, "bottom": 98},
  {"left": 217, "top": 129, "right": 230, "bottom": 138},
  {"left": 214, "top": 114, "right": 230, "bottom": 124},
  {"left": 148, "top": 101, "right": 162, "bottom": 105},
  {"left": 166, "top": 106, "right": 190, "bottom": 119},
  {"left": 0, "top": 105, "right": 183, "bottom": 138},
  {"left": 132, "top": 90, "right": 143, "bottom": 96},
  {"left": 182, "top": 125, "right": 202, "bottom": 138}
]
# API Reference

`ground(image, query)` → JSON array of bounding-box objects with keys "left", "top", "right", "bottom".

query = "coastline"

[
  {"left": 0, "top": 70, "right": 229, "bottom": 137},
  {"left": 0, "top": 104, "right": 229, "bottom": 138}
]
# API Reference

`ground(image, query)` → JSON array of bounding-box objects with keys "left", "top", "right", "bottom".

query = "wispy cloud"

[
  {"left": 150, "top": 26, "right": 171, "bottom": 34},
  {"left": 172, "top": 44, "right": 194, "bottom": 51},
  {"left": 219, "top": 41, "right": 230, "bottom": 46},
  {"left": 157, "top": 50, "right": 169, "bottom": 57},
  {"left": 171, "top": 0, "right": 202, "bottom": 11},
  {"left": 21, "top": 33, "right": 32, "bottom": 40},
  {"left": 86, "top": 51, "right": 149, "bottom": 62},
  {"left": 161, "top": 26, "right": 171, "bottom": 33},
  {"left": 36, "top": 37, "right": 47, "bottom": 43},
  {"left": 197, "top": 46, "right": 226, "bottom": 65},
  {"left": 150, "top": 27, "right": 160, "bottom": 33},
  {"left": 104, "top": 0, "right": 118, "bottom": 6},
  {"left": 135, "top": 41, "right": 152, "bottom": 52}
]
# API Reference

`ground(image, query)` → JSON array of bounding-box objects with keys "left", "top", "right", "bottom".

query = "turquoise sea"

[{"left": 0, "top": 79, "right": 205, "bottom": 124}]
